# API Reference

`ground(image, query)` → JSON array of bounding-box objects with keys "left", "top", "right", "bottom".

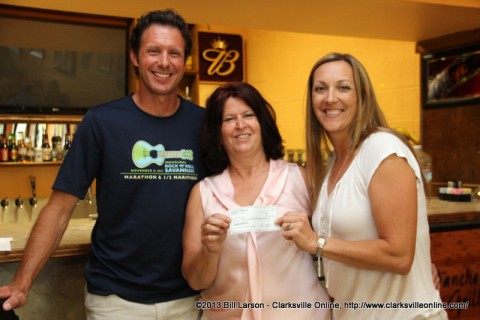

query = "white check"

[
  {"left": 0, "top": 237, "right": 13, "bottom": 251},
  {"left": 228, "top": 206, "right": 281, "bottom": 234}
]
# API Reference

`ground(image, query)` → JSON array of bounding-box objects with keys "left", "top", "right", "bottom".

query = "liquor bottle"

[
  {"left": 413, "top": 145, "right": 432, "bottom": 183},
  {"left": 413, "top": 145, "right": 433, "bottom": 194},
  {"left": 0, "top": 136, "right": 9, "bottom": 162},
  {"left": 42, "top": 133, "right": 52, "bottom": 161},
  {"left": 17, "top": 131, "right": 27, "bottom": 162},
  {"left": 7, "top": 133, "right": 14, "bottom": 149},
  {"left": 296, "top": 149, "right": 306, "bottom": 167},
  {"left": 55, "top": 135, "right": 64, "bottom": 161},
  {"left": 63, "top": 133, "right": 72, "bottom": 156},
  {"left": 51, "top": 135, "right": 62, "bottom": 161},
  {"left": 185, "top": 55, "right": 193, "bottom": 69},
  {"left": 287, "top": 149, "right": 295, "bottom": 163},
  {"left": 25, "top": 136, "right": 34, "bottom": 162},
  {"left": 9, "top": 136, "right": 18, "bottom": 162}
]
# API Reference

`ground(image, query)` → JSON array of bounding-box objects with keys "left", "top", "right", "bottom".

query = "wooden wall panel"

[
  {"left": 422, "top": 104, "right": 480, "bottom": 184},
  {"left": 418, "top": 28, "right": 480, "bottom": 187}
]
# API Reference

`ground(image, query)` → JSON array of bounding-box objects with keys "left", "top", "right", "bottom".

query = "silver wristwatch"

[{"left": 316, "top": 236, "right": 327, "bottom": 257}]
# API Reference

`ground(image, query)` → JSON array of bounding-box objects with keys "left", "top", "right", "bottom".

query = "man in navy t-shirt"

[{"left": 0, "top": 9, "right": 206, "bottom": 320}]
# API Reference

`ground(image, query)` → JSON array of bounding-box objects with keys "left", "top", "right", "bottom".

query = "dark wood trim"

[
  {"left": 0, "top": 4, "right": 131, "bottom": 28},
  {"left": 0, "top": 114, "right": 83, "bottom": 124},
  {"left": 416, "top": 28, "right": 480, "bottom": 54}
]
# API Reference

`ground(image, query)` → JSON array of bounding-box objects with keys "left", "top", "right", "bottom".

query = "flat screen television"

[
  {"left": 0, "top": 5, "right": 132, "bottom": 114},
  {"left": 422, "top": 44, "right": 480, "bottom": 107}
]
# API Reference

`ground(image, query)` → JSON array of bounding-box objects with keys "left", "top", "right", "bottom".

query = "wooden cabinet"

[
  {"left": 177, "top": 24, "right": 200, "bottom": 103},
  {"left": 422, "top": 104, "right": 480, "bottom": 185},
  {"left": 416, "top": 29, "right": 480, "bottom": 186}
]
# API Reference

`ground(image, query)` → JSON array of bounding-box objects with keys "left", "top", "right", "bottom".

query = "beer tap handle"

[
  {"left": 15, "top": 197, "right": 24, "bottom": 209},
  {"left": 85, "top": 187, "right": 92, "bottom": 205},
  {"left": 0, "top": 197, "right": 9, "bottom": 210},
  {"left": 29, "top": 175, "right": 37, "bottom": 207}
]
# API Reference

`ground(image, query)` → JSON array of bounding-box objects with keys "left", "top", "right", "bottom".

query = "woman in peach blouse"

[{"left": 182, "top": 83, "right": 331, "bottom": 320}]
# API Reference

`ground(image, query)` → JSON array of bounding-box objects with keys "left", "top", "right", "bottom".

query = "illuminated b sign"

[{"left": 198, "top": 32, "right": 244, "bottom": 83}]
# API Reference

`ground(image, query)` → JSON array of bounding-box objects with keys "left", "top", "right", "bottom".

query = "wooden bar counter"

[
  {"left": 427, "top": 198, "right": 480, "bottom": 320},
  {"left": 427, "top": 197, "right": 480, "bottom": 225},
  {"left": 0, "top": 218, "right": 95, "bottom": 319},
  {"left": 2, "top": 198, "right": 478, "bottom": 263},
  {"left": 0, "top": 218, "right": 95, "bottom": 263}
]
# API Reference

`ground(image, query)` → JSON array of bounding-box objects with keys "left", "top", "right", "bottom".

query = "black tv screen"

[
  {"left": 422, "top": 45, "right": 480, "bottom": 107},
  {"left": 0, "top": 5, "right": 131, "bottom": 114}
]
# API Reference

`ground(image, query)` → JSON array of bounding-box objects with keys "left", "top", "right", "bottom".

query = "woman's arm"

[
  {"left": 182, "top": 183, "right": 231, "bottom": 290},
  {"left": 321, "top": 154, "right": 417, "bottom": 274}
]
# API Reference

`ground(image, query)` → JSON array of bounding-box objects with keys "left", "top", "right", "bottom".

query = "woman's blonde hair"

[{"left": 305, "top": 53, "right": 413, "bottom": 208}]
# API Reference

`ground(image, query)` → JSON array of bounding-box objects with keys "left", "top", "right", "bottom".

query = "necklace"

[
  {"left": 317, "top": 151, "right": 352, "bottom": 282},
  {"left": 328, "top": 151, "right": 351, "bottom": 194}
]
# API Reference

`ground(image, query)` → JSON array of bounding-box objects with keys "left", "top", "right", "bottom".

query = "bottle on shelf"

[
  {"left": 296, "top": 149, "right": 306, "bottom": 167},
  {"left": 286, "top": 149, "right": 295, "bottom": 163},
  {"left": 25, "top": 136, "right": 34, "bottom": 162},
  {"left": 34, "top": 146, "right": 43, "bottom": 162},
  {"left": 9, "top": 136, "right": 18, "bottom": 162},
  {"left": 0, "top": 136, "right": 9, "bottom": 162},
  {"left": 42, "top": 132, "right": 52, "bottom": 162},
  {"left": 63, "top": 133, "right": 72, "bottom": 156},
  {"left": 51, "top": 135, "right": 62, "bottom": 161},
  {"left": 185, "top": 55, "right": 193, "bottom": 70},
  {"left": 413, "top": 145, "right": 432, "bottom": 192},
  {"left": 17, "top": 131, "right": 27, "bottom": 162},
  {"left": 7, "top": 133, "right": 14, "bottom": 149}
]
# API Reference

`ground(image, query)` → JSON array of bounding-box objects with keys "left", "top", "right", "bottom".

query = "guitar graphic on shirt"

[{"left": 132, "top": 140, "right": 193, "bottom": 168}]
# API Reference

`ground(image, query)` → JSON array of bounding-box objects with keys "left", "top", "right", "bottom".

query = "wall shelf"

[
  {"left": 0, "top": 161, "right": 62, "bottom": 167},
  {"left": 0, "top": 115, "right": 83, "bottom": 124}
]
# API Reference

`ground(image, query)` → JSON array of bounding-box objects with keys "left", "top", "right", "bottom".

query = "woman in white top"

[{"left": 277, "top": 53, "right": 447, "bottom": 319}]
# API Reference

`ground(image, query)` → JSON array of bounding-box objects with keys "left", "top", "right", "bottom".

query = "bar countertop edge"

[{"left": 1, "top": 198, "right": 479, "bottom": 263}]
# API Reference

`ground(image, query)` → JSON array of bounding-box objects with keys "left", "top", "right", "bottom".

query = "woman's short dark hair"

[
  {"left": 202, "top": 82, "right": 285, "bottom": 175},
  {"left": 130, "top": 9, "right": 192, "bottom": 59}
]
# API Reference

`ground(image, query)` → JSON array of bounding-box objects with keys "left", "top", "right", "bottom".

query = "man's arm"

[{"left": 0, "top": 190, "right": 79, "bottom": 311}]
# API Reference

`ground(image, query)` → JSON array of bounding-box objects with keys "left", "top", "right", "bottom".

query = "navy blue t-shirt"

[{"left": 53, "top": 95, "right": 207, "bottom": 303}]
